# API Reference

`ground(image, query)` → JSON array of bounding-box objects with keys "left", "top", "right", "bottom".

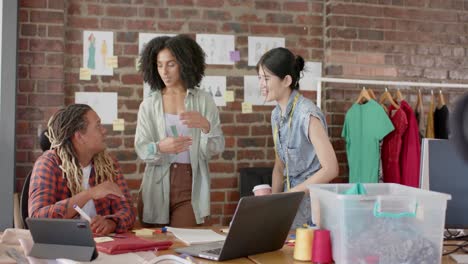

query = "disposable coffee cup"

[{"left": 252, "top": 184, "right": 272, "bottom": 196}]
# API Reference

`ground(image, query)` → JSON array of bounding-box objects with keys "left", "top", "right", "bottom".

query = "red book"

[{"left": 96, "top": 233, "right": 172, "bottom": 255}]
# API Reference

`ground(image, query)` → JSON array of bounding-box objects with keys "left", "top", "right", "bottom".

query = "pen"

[{"left": 73, "top": 204, "right": 91, "bottom": 222}]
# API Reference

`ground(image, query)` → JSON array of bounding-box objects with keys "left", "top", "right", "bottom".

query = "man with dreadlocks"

[{"left": 28, "top": 104, "right": 135, "bottom": 235}]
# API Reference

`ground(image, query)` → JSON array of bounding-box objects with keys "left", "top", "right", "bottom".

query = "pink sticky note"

[{"left": 230, "top": 51, "right": 240, "bottom": 62}]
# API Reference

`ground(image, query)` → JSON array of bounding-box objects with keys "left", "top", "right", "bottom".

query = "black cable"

[{"left": 443, "top": 240, "right": 468, "bottom": 255}]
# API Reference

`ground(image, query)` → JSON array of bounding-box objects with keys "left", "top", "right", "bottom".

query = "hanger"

[
  {"left": 379, "top": 88, "right": 400, "bottom": 109},
  {"left": 355, "top": 87, "right": 371, "bottom": 104},
  {"left": 395, "top": 88, "right": 404, "bottom": 102},
  {"left": 437, "top": 89, "right": 446, "bottom": 108},
  {"left": 415, "top": 89, "right": 423, "bottom": 110},
  {"left": 430, "top": 89, "right": 435, "bottom": 109},
  {"left": 367, "top": 88, "right": 376, "bottom": 99}
]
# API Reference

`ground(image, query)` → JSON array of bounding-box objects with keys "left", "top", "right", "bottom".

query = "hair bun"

[{"left": 295, "top": 55, "right": 305, "bottom": 72}]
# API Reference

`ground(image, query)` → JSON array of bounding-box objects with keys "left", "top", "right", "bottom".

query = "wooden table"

[
  {"left": 249, "top": 242, "right": 460, "bottom": 264},
  {"left": 148, "top": 229, "right": 252, "bottom": 264},
  {"left": 152, "top": 228, "right": 461, "bottom": 263},
  {"left": 0, "top": 229, "right": 463, "bottom": 264}
]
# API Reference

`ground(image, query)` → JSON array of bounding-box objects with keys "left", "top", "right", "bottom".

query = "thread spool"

[{"left": 293, "top": 227, "right": 315, "bottom": 261}]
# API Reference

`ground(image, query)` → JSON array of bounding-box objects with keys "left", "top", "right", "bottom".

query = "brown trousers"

[{"left": 138, "top": 163, "right": 198, "bottom": 228}]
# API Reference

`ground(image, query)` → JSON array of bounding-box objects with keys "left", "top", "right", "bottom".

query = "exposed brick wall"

[
  {"left": 17, "top": 0, "right": 324, "bottom": 226},
  {"left": 16, "top": 0, "right": 468, "bottom": 225},
  {"left": 17, "top": 0, "right": 66, "bottom": 191},
  {"left": 324, "top": 0, "right": 468, "bottom": 177}
]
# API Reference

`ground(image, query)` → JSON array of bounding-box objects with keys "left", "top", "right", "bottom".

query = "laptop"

[
  {"left": 26, "top": 218, "right": 99, "bottom": 261},
  {"left": 175, "top": 192, "right": 304, "bottom": 261}
]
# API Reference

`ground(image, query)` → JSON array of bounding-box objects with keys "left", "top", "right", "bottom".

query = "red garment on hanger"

[
  {"left": 382, "top": 108, "right": 408, "bottom": 184},
  {"left": 393, "top": 100, "right": 421, "bottom": 188}
]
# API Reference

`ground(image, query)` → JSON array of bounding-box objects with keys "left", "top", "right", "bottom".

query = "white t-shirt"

[
  {"left": 165, "top": 113, "right": 191, "bottom": 164},
  {"left": 81, "top": 164, "right": 97, "bottom": 219}
]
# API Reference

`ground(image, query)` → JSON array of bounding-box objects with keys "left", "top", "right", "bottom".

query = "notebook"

[
  {"left": 165, "top": 227, "right": 226, "bottom": 245},
  {"left": 96, "top": 233, "right": 172, "bottom": 254},
  {"left": 26, "top": 218, "right": 98, "bottom": 261},
  {"left": 175, "top": 192, "right": 304, "bottom": 261}
]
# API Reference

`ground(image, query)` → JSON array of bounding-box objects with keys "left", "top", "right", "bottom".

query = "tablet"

[{"left": 26, "top": 218, "right": 98, "bottom": 261}]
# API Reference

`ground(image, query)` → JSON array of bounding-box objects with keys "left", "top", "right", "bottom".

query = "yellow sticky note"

[
  {"left": 112, "top": 119, "right": 125, "bottom": 131},
  {"left": 135, "top": 228, "right": 154, "bottom": 236},
  {"left": 105, "top": 56, "right": 118, "bottom": 68},
  {"left": 94, "top": 237, "right": 114, "bottom": 243},
  {"left": 241, "top": 102, "right": 253, "bottom": 113},
  {"left": 135, "top": 56, "right": 141, "bottom": 71},
  {"left": 224, "top": 91, "right": 234, "bottom": 102},
  {"left": 79, "top": 68, "right": 91, "bottom": 80}
]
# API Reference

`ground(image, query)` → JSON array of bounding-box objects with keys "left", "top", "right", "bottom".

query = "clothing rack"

[{"left": 314, "top": 77, "right": 468, "bottom": 109}]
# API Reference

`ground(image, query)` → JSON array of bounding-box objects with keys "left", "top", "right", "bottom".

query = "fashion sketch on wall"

[
  {"left": 199, "top": 76, "right": 227, "bottom": 107},
  {"left": 83, "top": 31, "right": 114, "bottom": 76}
]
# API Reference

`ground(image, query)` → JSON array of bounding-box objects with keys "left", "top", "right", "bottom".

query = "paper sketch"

[
  {"left": 196, "top": 34, "right": 235, "bottom": 65},
  {"left": 199, "top": 76, "right": 226, "bottom": 106},
  {"left": 244, "top": 75, "right": 275, "bottom": 106},
  {"left": 75, "top": 92, "right": 118, "bottom": 124},
  {"left": 139, "top": 33, "right": 176, "bottom": 99},
  {"left": 299, "top": 62, "right": 322, "bottom": 91},
  {"left": 83, "top": 31, "right": 114, "bottom": 76},
  {"left": 248, "top": 36, "right": 285, "bottom": 66}
]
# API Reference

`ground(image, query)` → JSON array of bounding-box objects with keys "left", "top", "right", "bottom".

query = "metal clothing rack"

[{"left": 314, "top": 77, "right": 468, "bottom": 109}]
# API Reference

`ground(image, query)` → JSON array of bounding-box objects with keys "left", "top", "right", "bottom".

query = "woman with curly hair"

[{"left": 135, "top": 34, "right": 225, "bottom": 227}]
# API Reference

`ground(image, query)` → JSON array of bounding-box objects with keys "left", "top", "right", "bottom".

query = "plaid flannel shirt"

[{"left": 28, "top": 150, "right": 135, "bottom": 233}]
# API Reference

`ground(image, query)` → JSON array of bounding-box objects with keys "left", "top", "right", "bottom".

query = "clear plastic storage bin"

[{"left": 308, "top": 183, "right": 451, "bottom": 264}]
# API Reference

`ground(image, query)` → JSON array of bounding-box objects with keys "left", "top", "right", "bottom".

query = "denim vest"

[{"left": 271, "top": 90, "right": 327, "bottom": 228}]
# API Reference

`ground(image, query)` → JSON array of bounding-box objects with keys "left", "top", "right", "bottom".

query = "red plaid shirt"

[{"left": 28, "top": 150, "right": 135, "bottom": 233}]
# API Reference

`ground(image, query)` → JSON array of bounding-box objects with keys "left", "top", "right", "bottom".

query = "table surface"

[
  {"left": 0, "top": 229, "right": 464, "bottom": 264},
  {"left": 154, "top": 228, "right": 461, "bottom": 264}
]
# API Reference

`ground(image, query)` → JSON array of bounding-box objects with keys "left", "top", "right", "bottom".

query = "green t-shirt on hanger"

[{"left": 342, "top": 99, "right": 394, "bottom": 183}]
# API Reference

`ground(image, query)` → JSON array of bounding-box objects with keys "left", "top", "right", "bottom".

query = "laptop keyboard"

[{"left": 204, "top": 248, "right": 222, "bottom": 255}]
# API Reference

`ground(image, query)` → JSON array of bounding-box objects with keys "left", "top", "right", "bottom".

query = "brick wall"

[
  {"left": 17, "top": 0, "right": 66, "bottom": 190},
  {"left": 16, "top": 0, "right": 468, "bottom": 225}
]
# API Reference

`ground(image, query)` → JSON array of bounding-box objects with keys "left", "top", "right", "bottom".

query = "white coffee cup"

[{"left": 252, "top": 184, "right": 272, "bottom": 196}]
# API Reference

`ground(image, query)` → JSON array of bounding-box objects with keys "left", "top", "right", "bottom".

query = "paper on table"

[
  {"left": 451, "top": 254, "right": 468, "bottom": 264},
  {"left": 94, "top": 237, "right": 114, "bottom": 243},
  {"left": 134, "top": 229, "right": 154, "bottom": 237},
  {"left": 166, "top": 227, "right": 226, "bottom": 245}
]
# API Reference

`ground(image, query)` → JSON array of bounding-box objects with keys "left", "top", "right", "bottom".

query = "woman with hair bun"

[{"left": 257, "top": 48, "right": 339, "bottom": 228}]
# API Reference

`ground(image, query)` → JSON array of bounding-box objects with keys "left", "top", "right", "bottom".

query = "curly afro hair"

[{"left": 139, "top": 34, "right": 206, "bottom": 91}]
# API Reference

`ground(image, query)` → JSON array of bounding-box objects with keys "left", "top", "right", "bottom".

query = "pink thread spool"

[{"left": 312, "top": 229, "right": 333, "bottom": 264}]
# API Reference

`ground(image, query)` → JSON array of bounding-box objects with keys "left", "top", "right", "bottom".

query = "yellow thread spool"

[{"left": 293, "top": 227, "right": 315, "bottom": 261}]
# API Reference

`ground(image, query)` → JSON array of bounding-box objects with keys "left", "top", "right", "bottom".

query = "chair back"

[
  {"left": 20, "top": 170, "right": 32, "bottom": 229},
  {"left": 239, "top": 167, "right": 273, "bottom": 197}
]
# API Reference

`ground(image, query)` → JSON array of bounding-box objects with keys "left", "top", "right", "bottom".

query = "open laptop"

[
  {"left": 26, "top": 218, "right": 98, "bottom": 261},
  {"left": 175, "top": 192, "right": 304, "bottom": 261}
]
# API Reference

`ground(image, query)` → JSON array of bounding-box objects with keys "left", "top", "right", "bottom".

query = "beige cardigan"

[{"left": 134, "top": 89, "right": 225, "bottom": 224}]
